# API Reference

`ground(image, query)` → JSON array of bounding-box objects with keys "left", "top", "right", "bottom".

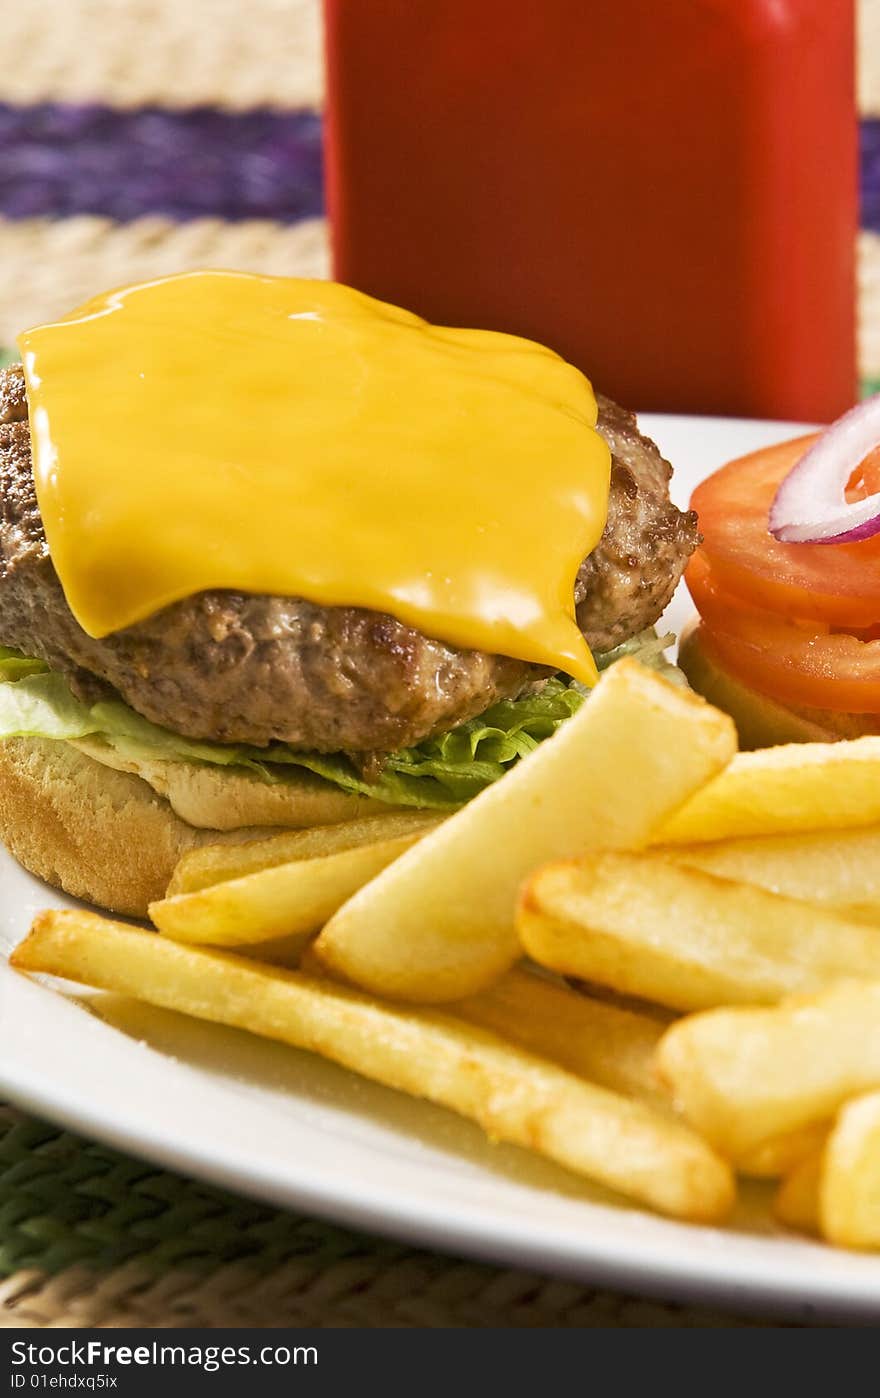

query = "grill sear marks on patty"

[
  {"left": 0, "top": 366, "right": 697, "bottom": 751},
  {"left": 576, "top": 395, "right": 700, "bottom": 652}
]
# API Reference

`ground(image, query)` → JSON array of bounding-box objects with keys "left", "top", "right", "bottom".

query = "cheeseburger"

[{"left": 0, "top": 271, "right": 697, "bottom": 914}]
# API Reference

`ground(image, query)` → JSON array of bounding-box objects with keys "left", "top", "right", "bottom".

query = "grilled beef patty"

[
  {"left": 575, "top": 395, "right": 700, "bottom": 652},
  {"left": 0, "top": 366, "right": 697, "bottom": 751}
]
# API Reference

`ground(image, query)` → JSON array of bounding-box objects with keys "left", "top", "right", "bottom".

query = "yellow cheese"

[{"left": 19, "top": 271, "right": 609, "bottom": 682}]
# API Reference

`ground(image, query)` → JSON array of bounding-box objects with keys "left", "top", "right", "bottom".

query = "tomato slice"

[
  {"left": 686, "top": 551, "right": 880, "bottom": 713},
  {"left": 692, "top": 435, "right": 880, "bottom": 628},
  {"left": 848, "top": 444, "right": 880, "bottom": 499}
]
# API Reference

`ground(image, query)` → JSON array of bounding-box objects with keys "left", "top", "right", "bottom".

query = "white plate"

[{"left": 3, "top": 413, "right": 879, "bottom": 1325}]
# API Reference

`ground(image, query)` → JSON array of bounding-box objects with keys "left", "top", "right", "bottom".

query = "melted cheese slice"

[{"left": 18, "top": 271, "right": 610, "bottom": 683}]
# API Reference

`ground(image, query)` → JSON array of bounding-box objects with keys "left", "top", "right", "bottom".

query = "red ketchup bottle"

[{"left": 324, "top": 0, "right": 857, "bottom": 421}]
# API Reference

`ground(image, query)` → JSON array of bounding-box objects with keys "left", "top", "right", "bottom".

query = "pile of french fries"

[{"left": 14, "top": 655, "right": 880, "bottom": 1247}]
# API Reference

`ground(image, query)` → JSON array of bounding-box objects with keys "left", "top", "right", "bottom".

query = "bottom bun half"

[{"left": 0, "top": 736, "right": 397, "bottom": 918}]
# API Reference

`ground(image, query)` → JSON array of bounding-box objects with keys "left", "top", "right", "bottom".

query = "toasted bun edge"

[{"left": 0, "top": 736, "right": 349, "bottom": 917}]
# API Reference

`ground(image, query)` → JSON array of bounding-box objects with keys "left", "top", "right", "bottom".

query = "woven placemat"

[
  {"left": 0, "top": 1105, "right": 791, "bottom": 1329},
  {"left": 0, "top": 217, "right": 330, "bottom": 347},
  {"left": 0, "top": 0, "right": 322, "bottom": 111}
]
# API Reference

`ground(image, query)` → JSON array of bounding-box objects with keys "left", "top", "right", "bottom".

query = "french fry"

[
  {"left": 563, "top": 981, "right": 675, "bottom": 1022},
  {"left": 11, "top": 911, "right": 735, "bottom": 1222},
  {"left": 151, "top": 831, "right": 424, "bottom": 951},
  {"left": 297, "top": 942, "right": 329, "bottom": 979},
  {"left": 821, "top": 1091, "right": 880, "bottom": 1249},
  {"left": 665, "top": 826, "right": 880, "bottom": 925},
  {"left": 457, "top": 974, "right": 819, "bottom": 1177},
  {"left": 774, "top": 1151, "right": 823, "bottom": 1236},
  {"left": 518, "top": 851, "right": 880, "bottom": 1012},
  {"left": 314, "top": 661, "right": 736, "bottom": 1002},
  {"left": 453, "top": 967, "right": 667, "bottom": 1107},
  {"left": 214, "top": 930, "right": 319, "bottom": 967},
  {"left": 654, "top": 982, "right": 880, "bottom": 1162},
  {"left": 166, "top": 811, "right": 442, "bottom": 896},
  {"left": 737, "top": 1124, "right": 829, "bottom": 1180},
  {"left": 656, "top": 736, "right": 880, "bottom": 846}
]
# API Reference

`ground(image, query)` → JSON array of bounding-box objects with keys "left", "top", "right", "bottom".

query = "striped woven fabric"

[
  {"left": 0, "top": 105, "right": 323, "bottom": 223},
  {"left": 0, "top": 0, "right": 327, "bottom": 346}
]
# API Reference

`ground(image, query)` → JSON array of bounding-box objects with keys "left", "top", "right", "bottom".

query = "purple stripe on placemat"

[
  {"left": 0, "top": 104, "right": 323, "bottom": 222},
  {"left": 862, "top": 119, "right": 880, "bottom": 233}
]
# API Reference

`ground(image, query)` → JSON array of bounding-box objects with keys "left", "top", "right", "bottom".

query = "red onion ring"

[{"left": 769, "top": 395, "right": 880, "bottom": 545}]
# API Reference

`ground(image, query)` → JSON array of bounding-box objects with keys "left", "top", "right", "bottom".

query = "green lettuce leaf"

[
  {"left": 593, "top": 628, "right": 686, "bottom": 686},
  {"left": 0, "top": 630, "right": 681, "bottom": 809},
  {"left": 0, "top": 647, "right": 53, "bottom": 682}
]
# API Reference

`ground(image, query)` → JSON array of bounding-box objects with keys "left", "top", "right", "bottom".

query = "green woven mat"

[
  {"left": 0, "top": 1103, "right": 788, "bottom": 1328},
  {"left": 0, "top": 1106, "right": 357, "bottom": 1279}
]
